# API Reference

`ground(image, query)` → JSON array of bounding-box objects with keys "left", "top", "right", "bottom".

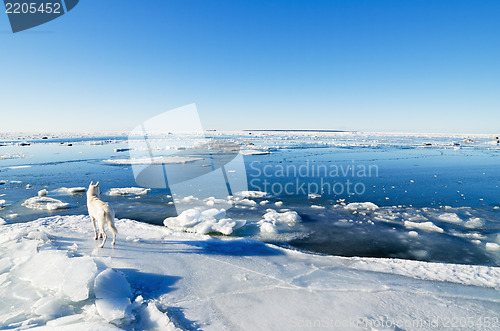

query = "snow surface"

[
  {"left": 21, "top": 197, "right": 70, "bottom": 210},
  {"left": 0, "top": 215, "right": 498, "bottom": 330}
]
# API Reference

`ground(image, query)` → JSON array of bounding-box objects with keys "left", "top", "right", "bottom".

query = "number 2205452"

[{"left": 5, "top": 2, "right": 61, "bottom": 14}]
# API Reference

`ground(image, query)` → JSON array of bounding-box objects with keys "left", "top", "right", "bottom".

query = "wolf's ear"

[
  {"left": 96, "top": 182, "right": 100, "bottom": 187},
  {"left": 90, "top": 181, "right": 94, "bottom": 186}
]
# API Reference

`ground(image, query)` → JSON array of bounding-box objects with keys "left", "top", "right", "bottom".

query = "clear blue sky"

[{"left": 1, "top": 0, "right": 499, "bottom": 133}]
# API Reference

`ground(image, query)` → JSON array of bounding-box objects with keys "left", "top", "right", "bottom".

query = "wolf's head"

[{"left": 87, "top": 181, "right": 101, "bottom": 199}]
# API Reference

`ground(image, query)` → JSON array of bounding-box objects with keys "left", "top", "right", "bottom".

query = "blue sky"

[{"left": 1, "top": 0, "right": 499, "bottom": 133}]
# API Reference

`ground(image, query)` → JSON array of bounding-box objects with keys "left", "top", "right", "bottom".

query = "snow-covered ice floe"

[
  {"left": 54, "top": 187, "right": 87, "bottom": 194},
  {"left": 164, "top": 208, "right": 246, "bottom": 235},
  {"left": 257, "top": 209, "right": 301, "bottom": 234},
  {"left": 108, "top": 187, "right": 151, "bottom": 196},
  {"left": 235, "top": 190, "right": 268, "bottom": 198},
  {"left": 22, "top": 197, "right": 70, "bottom": 210},
  {"left": 103, "top": 156, "right": 203, "bottom": 165},
  {"left": 0, "top": 215, "right": 499, "bottom": 330}
]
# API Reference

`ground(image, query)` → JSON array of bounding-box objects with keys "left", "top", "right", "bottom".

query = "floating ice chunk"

[
  {"left": 8, "top": 165, "right": 31, "bottom": 169},
  {"left": 464, "top": 217, "right": 483, "bottom": 229},
  {"left": 311, "top": 205, "right": 325, "bottom": 209},
  {"left": 485, "top": 243, "right": 500, "bottom": 251},
  {"left": 259, "top": 200, "right": 269, "bottom": 205},
  {"left": 94, "top": 269, "right": 132, "bottom": 322},
  {"left": 237, "top": 199, "right": 257, "bottom": 206},
  {"left": 236, "top": 191, "right": 267, "bottom": 198},
  {"left": 0, "top": 218, "right": 5, "bottom": 225},
  {"left": 164, "top": 208, "right": 246, "bottom": 235},
  {"left": 20, "top": 250, "right": 97, "bottom": 302},
  {"left": 55, "top": 187, "right": 86, "bottom": 194},
  {"left": 108, "top": 187, "right": 151, "bottom": 196},
  {"left": 275, "top": 201, "right": 283, "bottom": 207},
  {"left": 104, "top": 156, "right": 203, "bottom": 165},
  {"left": 258, "top": 209, "right": 301, "bottom": 233},
  {"left": 404, "top": 221, "right": 444, "bottom": 233},
  {"left": 308, "top": 193, "right": 321, "bottom": 199},
  {"left": 180, "top": 195, "right": 198, "bottom": 203},
  {"left": 345, "top": 202, "right": 379, "bottom": 211},
  {"left": 22, "top": 197, "right": 70, "bottom": 210},
  {"left": 438, "top": 213, "right": 462, "bottom": 224},
  {"left": 408, "top": 231, "right": 419, "bottom": 237},
  {"left": 0, "top": 199, "right": 5, "bottom": 207},
  {"left": 38, "top": 189, "right": 48, "bottom": 197},
  {"left": 240, "top": 150, "right": 270, "bottom": 155}
]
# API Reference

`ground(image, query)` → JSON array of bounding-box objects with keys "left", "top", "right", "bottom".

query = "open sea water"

[{"left": 1, "top": 132, "right": 499, "bottom": 266}]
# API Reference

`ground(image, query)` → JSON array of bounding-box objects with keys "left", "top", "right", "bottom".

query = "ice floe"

[
  {"left": 22, "top": 197, "right": 70, "bottom": 210},
  {"left": 104, "top": 156, "right": 203, "bottom": 165},
  {"left": 257, "top": 209, "right": 301, "bottom": 234},
  {"left": 108, "top": 187, "right": 151, "bottom": 196},
  {"left": 164, "top": 208, "right": 246, "bottom": 235},
  {"left": 403, "top": 221, "right": 444, "bottom": 233},
  {"left": 344, "top": 202, "right": 379, "bottom": 211},
  {"left": 54, "top": 187, "right": 87, "bottom": 194},
  {"left": 235, "top": 190, "right": 267, "bottom": 198}
]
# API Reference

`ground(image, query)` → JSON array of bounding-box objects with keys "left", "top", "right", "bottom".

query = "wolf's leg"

[
  {"left": 98, "top": 228, "right": 107, "bottom": 248},
  {"left": 91, "top": 217, "right": 98, "bottom": 240}
]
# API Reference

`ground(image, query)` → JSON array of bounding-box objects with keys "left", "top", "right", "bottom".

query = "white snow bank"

[
  {"left": 258, "top": 209, "right": 301, "bottom": 234},
  {"left": 54, "top": 187, "right": 86, "bottom": 194},
  {"left": 403, "top": 221, "right": 444, "bottom": 233},
  {"left": 164, "top": 208, "right": 246, "bottom": 235},
  {"left": 108, "top": 187, "right": 151, "bottom": 196},
  {"left": 346, "top": 255, "right": 500, "bottom": 288},
  {"left": 0, "top": 215, "right": 499, "bottom": 330},
  {"left": 22, "top": 196, "right": 70, "bottom": 210},
  {"left": 104, "top": 156, "right": 203, "bottom": 165},
  {"left": 345, "top": 202, "right": 379, "bottom": 211},
  {"left": 94, "top": 269, "right": 132, "bottom": 322}
]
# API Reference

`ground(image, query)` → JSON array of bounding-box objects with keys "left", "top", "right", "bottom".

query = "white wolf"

[{"left": 87, "top": 181, "right": 117, "bottom": 248}]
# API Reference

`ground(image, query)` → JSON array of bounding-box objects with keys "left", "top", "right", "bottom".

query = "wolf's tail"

[
  {"left": 109, "top": 221, "right": 118, "bottom": 235},
  {"left": 105, "top": 209, "right": 118, "bottom": 234}
]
